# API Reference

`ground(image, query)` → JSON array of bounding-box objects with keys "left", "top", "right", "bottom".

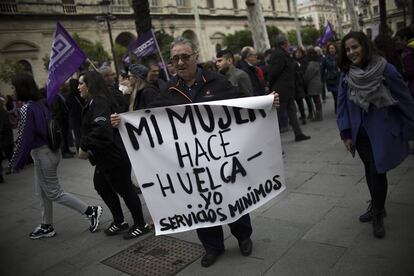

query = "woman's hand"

[
  {"left": 111, "top": 113, "right": 121, "bottom": 128},
  {"left": 270, "top": 91, "right": 280, "bottom": 110},
  {"left": 343, "top": 138, "right": 353, "bottom": 152}
]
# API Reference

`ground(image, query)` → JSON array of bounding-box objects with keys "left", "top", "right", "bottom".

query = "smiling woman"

[{"left": 336, "top": 31, "right": 414, "bottom": 239}]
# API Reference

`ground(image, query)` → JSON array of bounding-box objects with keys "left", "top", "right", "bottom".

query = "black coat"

[
  {"left": 293, "top": 61, "right": 306, "bottom": 100},
  {"left": 237, "top": 60, "right": 266, "bottom": 96},
  {"left": 268, "top": 47, "right": 295, "bottom": 102},
  {"left": 151, "top": 68, "right": 245, "bottom": 106},
  {"left": 80, "top": 95, "right": 126, "bottom": 171},
  {"left": 0, "top": 109, "right": 14, "bottom": 147},
  {"left": 107, "top": 82, "right": 128, "bottom": 113}
]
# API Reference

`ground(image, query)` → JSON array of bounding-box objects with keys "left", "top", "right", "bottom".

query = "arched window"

[{"left": 18, "top": 60, "right": 33, "bottom": 74}]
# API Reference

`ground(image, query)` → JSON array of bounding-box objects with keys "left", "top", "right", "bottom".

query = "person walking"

[
  {"left": 321, "top": 43, "right": 340, "bottom": 113},
  {"left": 336, "top": 31, "right": 414, "bottom": 238},
  {"left": 304, "top": 47, "right": 324, "bottom": 121},
  {"left": 9, "top": 73, "right": 102, "bottom": 239},
  {"left": 268, "top": 34, "right": 311, "bottom": 142},
  {"left": 78, "top": 71, "right": 150, "bottom": 239}
]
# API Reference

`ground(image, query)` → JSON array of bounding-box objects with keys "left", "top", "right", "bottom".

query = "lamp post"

[
  {"left": 97, "top": 0, "right": 119, "bottom": 77},
  {"left": 358, "top": 13, "right": 364, "bottom": 29}
]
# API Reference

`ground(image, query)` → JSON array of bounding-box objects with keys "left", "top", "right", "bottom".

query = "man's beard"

[{"left": 219, "top": 66, "right": 229, "bottom": 74}]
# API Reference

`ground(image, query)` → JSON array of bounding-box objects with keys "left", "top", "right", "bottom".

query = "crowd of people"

[{"left": 2, "top": 25, "right": 414, "bottom": 268}]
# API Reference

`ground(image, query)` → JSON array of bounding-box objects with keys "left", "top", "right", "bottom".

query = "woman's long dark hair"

[
  {"left": 338, "top": 31, "right": 375, "bottom": 72},
  {"left": 81, "top": 71, "right": 119, "bottom": 113},
  {"left": 11, "top": 73, "right": 41, "bottom": 102}
]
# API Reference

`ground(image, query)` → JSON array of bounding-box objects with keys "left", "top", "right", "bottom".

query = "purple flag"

[
  {"left": 317, "top": 21, "right": 335, "bottom": 46},
  {"left": 47, "top": 22, "right": 86, "bottom": 105},
  {"left": 128, "top": 30, "right": 157, "bottom": 59}
]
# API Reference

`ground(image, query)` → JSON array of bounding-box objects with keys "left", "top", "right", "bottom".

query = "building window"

[
  {"left": 207, "top": 0, "right": 214, "bottom": 9},
  {"left": 396, "top": 21, "right": 405, "bottom": 30},
  {"left": 271, "top": 0, "right": 275, "bottom": 11},
  {"left": 19, "top": 60, "right": 33, "bottom": 74},
  {"left": 286, "top": 0, "right": 291, "bottom": 13},
  {"left": 373, "top": 5, "right": 379, "bottom": 14},
  {"left": 150, "top": 0, "right": 159, "bottom": 6},
  {"left": 233, "top": 0, "right": 238, "bottom": 9}
]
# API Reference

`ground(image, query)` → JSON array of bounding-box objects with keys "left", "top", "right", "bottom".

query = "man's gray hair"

[
  {"left": 98, "top": 65, "right": 113, "bottom": 77},
  {"left": 170, "top": 36, "right": 198, "bottom": 52}
]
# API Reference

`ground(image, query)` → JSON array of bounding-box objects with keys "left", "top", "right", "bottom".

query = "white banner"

[{"left": 118, "top": 95, "right": 285, "bottom": 235}]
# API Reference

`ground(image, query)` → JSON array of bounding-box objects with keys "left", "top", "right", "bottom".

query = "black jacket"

[
  {"left": 151, "top": 68, "right": 245, "bottom": 106},
  {"left": 107, "top": 82, "right": 128, "bottom": 113},
  {"left": 237, "top": 60, "right": 266, "bottom": 96},
  {"left": 80, "top": 95, "right": 126, "bottom": 171},
  {"left": 268, "top": 47, "right": 295, "bottom": 102}
]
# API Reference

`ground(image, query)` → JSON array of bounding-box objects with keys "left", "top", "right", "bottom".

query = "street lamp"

[
  {"left": 96, "top": 0, "right": 119, "bottom": 77},
  {"left": 358, "top": 13, "right": 364, "bottom": 29}
]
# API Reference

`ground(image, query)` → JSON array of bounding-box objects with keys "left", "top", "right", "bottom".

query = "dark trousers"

[
  {"left": 310, "top": 95, "right": 322, "bottom": 113},
  {"left": 295, "top": 98, "right": 306, "bottom": 118},
  {"left": 355, "top": 134, "right": 388, "bottom": 210},
  {"left": 197, "top": 214, "right": 252, "bottom": 252},
  {"left": 305, "top": 96, "right": 314, "bottom": 117},
  {"left": 93, "top": 162, "right": 145, "bottom": 226},
  {"left": 281, "top": 98, "right": 303, "bottom": 136},
  {"left": 60, "top": 119, "right": 71, "bottom": 153}
]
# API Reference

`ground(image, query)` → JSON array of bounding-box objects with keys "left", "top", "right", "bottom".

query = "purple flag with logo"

[
  {"left": 316, "top": 21, "right": 335, "bottom": 46},
  {"left": 47, "top": 22, "right": 86, "bottom": 105},
  {"left": 128, "top": 30, "right": 157, "bottom": 59}
]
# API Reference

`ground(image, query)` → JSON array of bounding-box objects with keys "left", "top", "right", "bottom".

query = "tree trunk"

[
  {"left": 245, "top": 0, "right": 270, "bottom": 52},
  {"left": 131, "top": 0, "right": 151, "bottom": 36},
  {"left": 292, "top": 0, "right": 303, "bottom": 47}
]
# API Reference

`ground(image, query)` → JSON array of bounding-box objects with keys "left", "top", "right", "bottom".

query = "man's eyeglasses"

[{"left": 170, "top": 53, "right": 197, "bottom": 64}]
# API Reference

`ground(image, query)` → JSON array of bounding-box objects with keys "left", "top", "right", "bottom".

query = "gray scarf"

[{"left": 345, "top": 56, "right": 397, "bottom": 111}]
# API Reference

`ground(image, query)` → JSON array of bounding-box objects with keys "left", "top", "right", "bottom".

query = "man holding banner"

[{"left": 112, "top": 37, "right": 281, "bottom": 268}]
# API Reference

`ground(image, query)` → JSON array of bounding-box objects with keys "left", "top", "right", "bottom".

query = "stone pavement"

[{"left": 1, "top": 96, "right": 413, "bottom": 276}]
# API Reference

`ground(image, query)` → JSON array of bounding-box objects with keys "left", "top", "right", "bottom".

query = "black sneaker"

[
  {"left": 29, "top": 225, "right": 56, "bottom": 240},
  {"left": 104, "top": 221, "right": 129, "bottom": 236},
  {"left": 295, "top": 134, "right": 311, "bottom": 142},
  {"left": 88, "top": 206, "right": 102, "bottom": 233},
  {"left": 123, "top": 223, "right": 151, "bottom": 240}
]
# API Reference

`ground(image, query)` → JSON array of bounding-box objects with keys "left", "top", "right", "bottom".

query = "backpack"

[{"left": 43, "top": 101, "right": 62, "bottom": 151}]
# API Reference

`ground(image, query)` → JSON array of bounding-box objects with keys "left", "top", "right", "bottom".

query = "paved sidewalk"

[{"left": 1, "top": 97, "right": 413, "bottom": 276}]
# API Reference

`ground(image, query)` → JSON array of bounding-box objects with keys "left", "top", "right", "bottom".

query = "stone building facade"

[
  {"left": 298, "top": 0, "right": 413, "bottom": 39},
  {"left": 0, "top": 0, "right": 296, "bottom": 93}
]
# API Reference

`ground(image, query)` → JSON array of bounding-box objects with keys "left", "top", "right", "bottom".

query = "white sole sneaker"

[
  {"left": 89, "top": 206, "right": 103, "bottom": 233},
  {"left": 30, "top": 230, "right": 56, "bottom": 240}
]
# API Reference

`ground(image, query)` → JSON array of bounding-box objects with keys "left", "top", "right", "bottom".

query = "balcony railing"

[
  {"left": 63, "top": 4, "right": 76, "bottom": 14},
  {"left": 0, "top": 1, "right": 18, "bottom": 14},
  {"left": 111, "top": 4, "right": 131, "bottom": 13}
]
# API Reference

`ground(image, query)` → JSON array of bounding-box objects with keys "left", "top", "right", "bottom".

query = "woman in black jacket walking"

[{"left": 78, "top": 71, "right": 150, "bottom": 239}]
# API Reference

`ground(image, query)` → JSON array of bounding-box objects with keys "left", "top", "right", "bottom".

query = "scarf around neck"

[{"left": 345, "top": 56, "right": 397, "bottom": 111}]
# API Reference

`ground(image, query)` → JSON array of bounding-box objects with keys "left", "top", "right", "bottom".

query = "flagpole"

[
  {"left": 151, "top": 29, "right": 170, "bottom": 81},
  {"left": 87, "top": 58, "right": 99, "bottom": 71}
]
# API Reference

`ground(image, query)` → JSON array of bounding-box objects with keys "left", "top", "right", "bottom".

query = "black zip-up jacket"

[
  {"left": 80, "top": 95, "right": 125, "bottom": 171},
  {"left": 237, "top": 59, "right": 266, "bottom": 96},
  {"left": 150, "top": 68, "right": 245, "bottom": 107}
]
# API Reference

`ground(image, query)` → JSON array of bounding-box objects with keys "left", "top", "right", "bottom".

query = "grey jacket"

[
  {"left": 304, "top": 61, "right": 323, "bottom": 96},
  {"left": 225, "top": 67, "right": 254, "bottom": 96}
]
